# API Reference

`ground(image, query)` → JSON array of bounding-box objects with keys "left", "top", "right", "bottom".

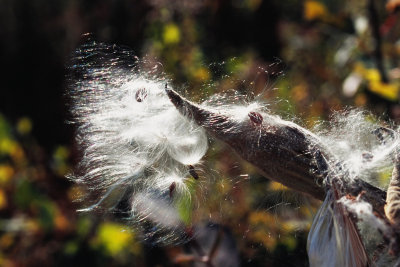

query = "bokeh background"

[{"left": 1, "top": 0, "right": 400, "bottom": 266}]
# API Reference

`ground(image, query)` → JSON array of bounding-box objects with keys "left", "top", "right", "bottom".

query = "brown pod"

[{"left": 165, "top": 87, "right": 388, "bottom": 214}]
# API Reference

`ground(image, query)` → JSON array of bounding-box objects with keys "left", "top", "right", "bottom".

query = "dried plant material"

[
  {"left": 307, "top": 190, "right": 369, "bottom": 267},
  {"left": 385, "top": 161, "right": 400, "bottom": 227}
]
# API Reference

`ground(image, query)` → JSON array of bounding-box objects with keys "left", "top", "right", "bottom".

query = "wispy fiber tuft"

[{"left": 67, "top": 40, "right": 207, "bottom": 244}]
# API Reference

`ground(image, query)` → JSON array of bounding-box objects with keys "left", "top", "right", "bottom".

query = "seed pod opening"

[{"left": 248, "top": 111, "right": 263, "bottom": 125}]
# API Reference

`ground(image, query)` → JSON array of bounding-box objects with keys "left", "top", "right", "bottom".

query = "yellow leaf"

[
  {"left": 54, "top": 146, "right": 69, "bottom": 161},
  {"left": 16, "top": 117, "right": 32, "bottom": 135},
  {"left": 354, "top": 63, "right": 400, "bottom": 101},
  {"left": 252, "top": 230, "right": 277, "bottom": 250},
  {"left": 249, "top": 211, "right": 276, "bottom": 226},
  {"left": 94, "top": 222, "right": 140, "bottom": 256},
  {"left": 193, "top": 67, "right": 210, "bottom": 82},
  {"left": 0, "top": 233, "right": 14, "bottom": 249},
  {"left": 163, "top": 23, "right": 180, "bottom": 45},
  {"left": 304, "top": 1, "right": 328, "bottom": 21},
  {"left": 0, "top": 165, "right": 14, "bottom": 184},
  {"left": 25, "top": 219, "right": 40, "bottom": 233},
  {"left": 368, "top": 81, "right": 399, "bottom": 101},
  {"left": 54, "top": 212, "right": 70, "bottom": 231},
  {"left": 268, "top": 181, "right": 289, "bottom": 191},
  {"left": 281, "top": 235, "right": 297, "bottom": 251},
  {"left": 364, "top": 68, "right": 381, "bottom": 82},
  {"left": 0, "top": 138, "right": 17, "bottom": 155},
  {"left": 0, "top": 189, "right": 7, "bottom": 209}
]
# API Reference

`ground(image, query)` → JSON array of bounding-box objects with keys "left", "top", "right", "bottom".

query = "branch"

[
  {"left": 368, "top": 0, "right": 389, "bottom": 83},
  {"left": 385, "top": 152, "right": 400, "bottom": 254}
]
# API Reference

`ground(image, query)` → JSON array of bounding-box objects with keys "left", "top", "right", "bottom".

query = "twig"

[
  {"left": 174, "top": 227, "right": 224, "bottom": 267},
  {"left": 385, "top": 151, "right": 400, "bottom": 255},
  {"left": 208, "top": 227, "right": 224, "bottom": 261},
  {"left": 368, "top": 0, "right": 389, "bottom": 83}
]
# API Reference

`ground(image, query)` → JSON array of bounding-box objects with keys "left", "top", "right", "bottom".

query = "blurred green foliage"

[{"left": 1, "top": 0, "right": 400, "bottom": 266}]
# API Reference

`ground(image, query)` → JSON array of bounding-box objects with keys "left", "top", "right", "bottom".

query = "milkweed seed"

[
  {"left": 248, "top": 111, "right": 263, "bottom": 125},
  {"left": 135, "top": 88, "right": 147, "bottom": 102},
  {"left": 169, "top": 182, "right": 176, "bottom": 198},
  {"left": 189, "top": 165, "right": 199, "bottom": 180},
  {"left": 362, "top": 152, "right": 374, "bottom": 162}
]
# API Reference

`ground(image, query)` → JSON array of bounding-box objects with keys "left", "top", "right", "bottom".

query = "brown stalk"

[
  {"left": 386, "top": 155, "right": 400, "bottom": 226},
  {"left": 385, "top": 153, "right": 400, "bottom": 254},
  {"left": 368, "top": 0, "right": 389, "bottom": 83}
]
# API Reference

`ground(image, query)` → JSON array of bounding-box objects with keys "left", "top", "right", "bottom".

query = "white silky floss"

[{"left": 69, "top": 70, "right": 208, "bottom": 243}]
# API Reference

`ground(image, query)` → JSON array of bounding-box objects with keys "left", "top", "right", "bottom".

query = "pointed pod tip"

[{"left": 165, "top": 87, "right": 185, "bottom": 111}]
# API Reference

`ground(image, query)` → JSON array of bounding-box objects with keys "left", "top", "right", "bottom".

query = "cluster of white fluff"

[
  {"left": 203, "top": 90, "right": 266, "bottom": 120},
  {"left": 338, "top": 196, "right": 389, "bottom": 235},
  {"left": 68, "top": 41, "right": 208, "bottom": 243},
  {"left": 314, "top": 110, "right": 399, "bottom": 186}
]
